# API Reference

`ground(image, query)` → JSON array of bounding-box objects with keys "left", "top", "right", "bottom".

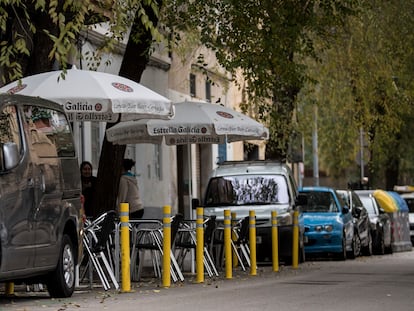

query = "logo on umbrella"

[
  {"left": 112, "top": 82, "right": 133, "bottom": 93},
  {"left": 95, "top": 103, "right": 103, "bottom": 112},
  {"left": 216, "top": 111, "right": 234, "bottom": 119},
  {"left": 5, "top": 84, "right": 27, "bottom": 94}
]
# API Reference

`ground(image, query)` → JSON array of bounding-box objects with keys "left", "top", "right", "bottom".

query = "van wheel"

[{"left": 46, "top": 234, "right": 75, "bottom": 298}]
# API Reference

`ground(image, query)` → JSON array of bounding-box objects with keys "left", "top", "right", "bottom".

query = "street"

[{"left": 1, "top": 250, "right": 414, "bottom": 311}]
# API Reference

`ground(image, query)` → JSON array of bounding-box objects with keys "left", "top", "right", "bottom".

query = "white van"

[
  {"left": 0, "top": 94, "right": 84, "bottom": 297},
  {"left": 202, "top": 160, "right": 305, "bottom": 264}
]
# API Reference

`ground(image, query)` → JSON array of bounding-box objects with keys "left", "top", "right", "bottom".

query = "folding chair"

[
  {"left": 81, "top": 210, "right": 119, "bottom": 290},
  {"left": 174, "top": 216, "right": 219, "bottom": 277},
  {"left": 231, "top": 216, "right": 251, "bottom": 270},
  {"left": 130, "top": 214, "right": 185, "bottom": 282}
]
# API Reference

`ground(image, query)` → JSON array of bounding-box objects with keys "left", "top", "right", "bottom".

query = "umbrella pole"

[
  {"left": 187, "top": 144, "right": 193, "bottom": 218},
  {"left": 188, "top": 143, "right": 196, "bottom": 274}
]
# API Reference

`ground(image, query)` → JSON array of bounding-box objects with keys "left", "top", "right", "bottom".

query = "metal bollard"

[
  {"left": 271, "top": 210, "right": 279, "bottom": 272},
  {"left": 249, "top": 210, "right": 257, "bottom": 276},
  {"left": 292, "top": 210, "right": 299, "bottom": 269},
  {"left": 224, "top": 209, "right": 232, "bottom": 279},
  {"left": 5, "top": 282, "right": 14, "bottom": 296},
  {"left": 196, "top": 207, "right": 204, "bottom": 283},
  {"left": 162, "top": 205, "right": 172, "bottom": 287},
  {"left": 120, "top": 203, "right": 131, "bottom": 292}
]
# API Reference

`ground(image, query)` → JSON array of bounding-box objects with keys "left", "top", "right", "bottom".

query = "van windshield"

[{"left": 204, "top": 175, "right": 289, "bottom": 206}]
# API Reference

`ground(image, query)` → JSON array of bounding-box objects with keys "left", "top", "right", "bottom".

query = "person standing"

[
  {"left": 118, "top": 158, "right": 144, "bottom": 219},
  {"left": 80, "top": 161, "right": 97, "bottom": 217}
]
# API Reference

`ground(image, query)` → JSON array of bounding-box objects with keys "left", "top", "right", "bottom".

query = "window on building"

[
  {"left": 190, "top": 73, "right": 196, "bottom": 97},
  {"left": 205, "top": 80, "right": 211, "bottom": 102}
]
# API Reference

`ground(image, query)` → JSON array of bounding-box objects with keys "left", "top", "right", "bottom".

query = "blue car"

[{"left": 299, "top": 187, "right": 355, "bottom": 259}]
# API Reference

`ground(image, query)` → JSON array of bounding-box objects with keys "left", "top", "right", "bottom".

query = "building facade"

[{"left": 75, "top": 28, "right": 266, "bottom": 218}]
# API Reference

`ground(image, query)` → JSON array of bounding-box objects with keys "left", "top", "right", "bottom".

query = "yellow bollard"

[
  {"left": 231, "top": 212, "right": 238, "bottom": 267},
  {"left": 162, "top": 205, "right": 172, "bottom": 287},
  {"left": 5, "top": 282, "right": 14, "bottom": 296},
  {"left": 224, "top": 209, "right": 232, "bottom": 279},
  {"left": 120, "top": 203, "right": 131, "bottom": 292},
  {"left": 292, "top": 210, "right": 299, "bottom": 269},
  {"left": 271, "top": 210, "right": 279, "bottom": 272},
  {"left": 196, "top": 207, "right": 204, "bottom": 283},
  {"left": 249, "top": 210, "right": 257, "bottom": 276}
]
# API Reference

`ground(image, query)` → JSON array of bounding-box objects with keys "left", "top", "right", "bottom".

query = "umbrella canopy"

[
  {"left": 0, "top": 67, "right": 174, "bottom": 122},
  {"left": 106, "top": 100, "right": 268, "bottom": 218},
  {"left": 106, "top": 101, "right": 269, "bottom": 144}
]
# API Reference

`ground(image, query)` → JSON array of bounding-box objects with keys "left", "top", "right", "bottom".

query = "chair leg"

[
  {"left": 170, "top": 250, "right": 184, "bottom": 281},
  {"left": 239, "top": 243, "right": 251, "bottom": 267},
  {"left": 83, "top": 237, "right": 110, "bottom": 290},
  {"left": 99, "top": 250, "right": 120, "bottom": 290},
  {"left": 231, "top": 241, "right": 246, "bottom": 271},
  {"left": 204, "top": 246, "right": 219, "bottom": 276}
]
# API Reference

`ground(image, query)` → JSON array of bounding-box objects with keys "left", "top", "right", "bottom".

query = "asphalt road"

[{"left": 1, "top": 250, "right": 414, "bottom": 311}]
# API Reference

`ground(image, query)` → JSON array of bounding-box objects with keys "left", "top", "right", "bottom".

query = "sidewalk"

[{"left": 3, "top": 261, "right": 304, "bottom": 298}]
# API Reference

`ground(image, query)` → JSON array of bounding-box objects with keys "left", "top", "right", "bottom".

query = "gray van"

[
  {"left": 202, "top": 160, "right": 305, "bottom": 264},
  {"left": 0, "top": 94, "right": 83, "bottom": 297}
]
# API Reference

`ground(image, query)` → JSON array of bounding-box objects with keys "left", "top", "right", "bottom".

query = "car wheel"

[
  {"left": 362, "top": 230, "right": 373, "bottom": 256},
  {"left": 299, "top": 245, "right": 306, "bottom": 263},
  {"left": 376, "top": 231, "right": 385, "bottom": 255},
  {"left": 337, "top": 233, "right": 347, "bottom": 260},
  {"left": 46, "top": 234, "right": 76, "bottom": 298},
  {"left": 347, "top": 232, "right": 360, "bottom": 259}
]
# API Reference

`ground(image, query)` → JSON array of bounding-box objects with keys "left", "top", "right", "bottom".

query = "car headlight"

[
  {"left": 314, "top": 225, "right": 333, "bottom": 232},
  {"left": 324, "top": 225, "right": 333, "bottom": 232}
]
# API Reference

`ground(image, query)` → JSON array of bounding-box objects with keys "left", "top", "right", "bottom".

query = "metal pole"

[
  {"left": 224, "top": 210, "right": 232, "bottom": 279},
  {"left": 271, "top": 211, "right": 279, "bottom": 272},
  {"left": 162, "top": 205, "right": 171, "bottom": 288},
  {"left": 120, "top": 203, "right": 131, "bottom": 292},
  {"left": 360, "top": 127, "right": 364, "bottom": 182},
  {"left": 312, "top": 104, "right": 319, "bottom": 186},
  {"left": 196, "top": 207, "right": 204, "bottom": 283},
  {"left": 249, "top": 210, "right": 257, "bottom": 276}
]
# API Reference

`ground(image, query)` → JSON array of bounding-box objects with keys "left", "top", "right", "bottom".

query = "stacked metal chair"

[
  {"left": 174, "top": 215, "right": 219, "bottom": 277},
  {"left": 230, "top": 216, "right": 251, "bottom": 271},
  {"left": 129, "top": 214, "right": 185, "bottom": 282},
  {"left": 81, "top": 210, "right": 119, "bottom": 290}
]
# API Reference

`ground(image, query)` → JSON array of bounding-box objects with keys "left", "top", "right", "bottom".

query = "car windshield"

[
  {"left": 300, "top": 191, "right": 339, "bottom": 213},
  {"left": 204, "top": 175, "right": 289, "bottom": 206}
]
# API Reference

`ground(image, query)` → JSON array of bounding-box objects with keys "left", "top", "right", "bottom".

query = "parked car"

[
  {"left": 299, "top": 187, "right": 354, "bottom": 259},
  {"left": 337, "top": 189, "right": 372, "bottom": 257},
  {"left": 355, "top": 190, "right": 392, "bottom": 254},
  {"left": 399, "top": 192, "right": 414, "bottom": 246},
  {"left": 202, "top": 160, "right": 305, "bottom": 264},
  {"left": 0, "top": 94, "right": 84, "bottom": 298}
]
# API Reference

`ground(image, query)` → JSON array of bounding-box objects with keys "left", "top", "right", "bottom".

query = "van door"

[
  {"left": 23, "top": 105, "right": 69, "bottom": 267},
  {"left": 0, "top": 104, "right": 35, "bottom": 271}
]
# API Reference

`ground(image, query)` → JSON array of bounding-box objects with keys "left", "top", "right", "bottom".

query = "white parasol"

[
  {"left": 106, "top": 101, "right": 269, "bottom": 144},
  {"left": 0, "top": 67, "right": 174, "bottom": 122},
  {"left": 106, "top": 100, "right": 269, "bottom": 215}
]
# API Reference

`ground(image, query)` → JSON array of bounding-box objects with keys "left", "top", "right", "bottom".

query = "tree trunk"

[{"left": 92, "top": 1, "right": 162, "bottom": 217}]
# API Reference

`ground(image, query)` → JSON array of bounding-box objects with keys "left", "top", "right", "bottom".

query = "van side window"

[
  {"left": 24, "top": 106, "right": 75, "bottom": 157},
  {"left": 0, "top": 105, "right": 21, "bottom": 152}
]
